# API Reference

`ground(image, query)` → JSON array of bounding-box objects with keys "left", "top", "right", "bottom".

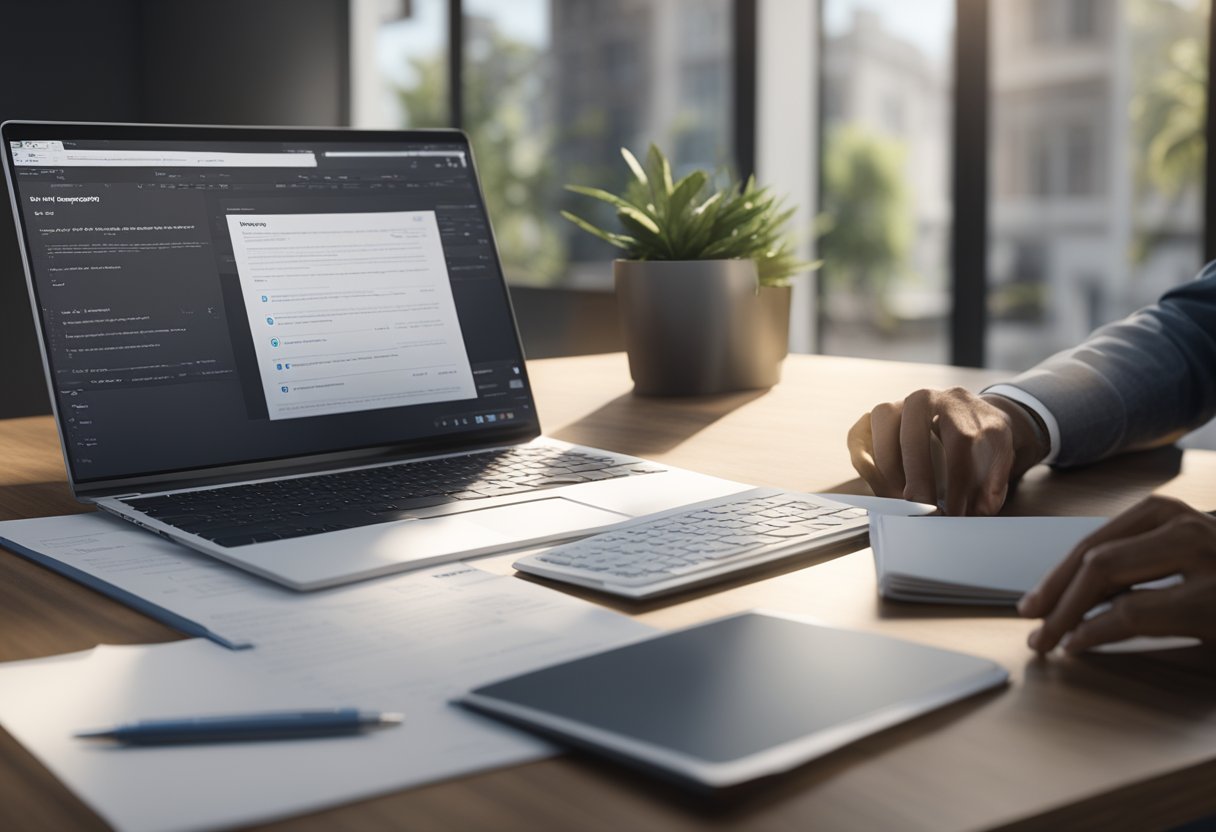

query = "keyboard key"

[
  {"left": 123, "top": 447, "right": 653, "bottom": 544},
  {"left": 760, "top": 527, "right": 811, "bottom": 538}
]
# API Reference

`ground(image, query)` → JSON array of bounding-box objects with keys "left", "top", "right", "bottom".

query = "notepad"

[
  {"left": 460, "top": 611, "right": 1008, "bottom": 790},
  {"left": 870, "top": 515, "right": 1107, "bottom": 605}
]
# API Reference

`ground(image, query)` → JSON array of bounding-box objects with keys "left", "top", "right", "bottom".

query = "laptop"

[{"left": 1, "top": 121, "right": 748, "bottom": 590}]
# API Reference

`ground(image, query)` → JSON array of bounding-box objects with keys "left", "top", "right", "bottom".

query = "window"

[
  {"left": 817, "top": 0, "right": 955, "bottom": 364},
  {"left": 987, "top": 0, "right": 1208, "bottom": 369},
  {"left": 353, "top": 0, "right": 1213, "bottom": 372},
  {"left": 1029, "top": 0, "right": 1102, "bottom": 45},
  {"left": 1067, "top": 0, "right": 1100, "bottom": 41},
  {"left": 1064, "top": 123, "right": 1095, "bottom": 196},
  {"left": 363, "top": 0, "right": 449, "bottom": 129},
  {"left": 360, "top": 0, "right": 735, "bottom": 288}
]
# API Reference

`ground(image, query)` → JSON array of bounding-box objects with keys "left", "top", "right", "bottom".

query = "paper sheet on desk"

[
  {"left": 871, "top": 515, "right": 1108, "bottom": 602},
  {"left": 0, "top": 512, "right": 295, "bottom": 647},
  {"left": 0, "top": 513, "right": 627, "bottom": 653},
  {"left": 870, "top": 515, "right": 1199, "bottom": 653},
  {"left": 0, "top": 557, "right": 655, "bottom": 832}
]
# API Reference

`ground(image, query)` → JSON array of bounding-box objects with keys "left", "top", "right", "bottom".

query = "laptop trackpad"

[{"left": 461, "top": 498, "right": 626, "bottom": 539}]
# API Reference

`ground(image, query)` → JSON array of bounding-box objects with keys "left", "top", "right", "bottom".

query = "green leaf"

[
  {"left": 667, "top": 170, "right": 707, "bottom": 219},
  {"left": 700, "top": 235, "right": 742, "bottom": 259},
  {"left": 564, "top": 184, "right": 649, "bottom": 215},
  {"left": 682, "top": 213, "right": 718, "bottom": 256},
  {"left": 659, "top": 171, "right": 704, "bottom": 253},
  {"left": 768, "top": 204, "right": 797, "bottom": 231},
  {"left": 617, "top": 204, "right": 661, "bottom": 235},
  {"left": 618, "top": 216, "right": 669, "bottom": 258},
  {"left": 559, "top": 210, "right": 632, "bottom": 250},
  {"left": 620, "top": 147, "right": 648, "bottom": 187},
  {"left": 693, "top": 192, "right": 721, "bottom": 216},
  {"left": 715, "top": 200, "right": 768, "bottom": 232},
  {"left": 562, "top": 141, "right": 816, "bottom": 273},
  {"left": 644, "top": 144, "right": 672, "bottom": 211}
]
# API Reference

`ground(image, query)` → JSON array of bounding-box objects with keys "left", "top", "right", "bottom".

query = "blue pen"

[{"left": 75, "top": 708, "right": 403, "bottom": 746}]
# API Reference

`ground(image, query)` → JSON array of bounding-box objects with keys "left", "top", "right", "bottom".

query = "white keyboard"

[{"left": 513, "top": 487, "right": 869, "bottom": 599}]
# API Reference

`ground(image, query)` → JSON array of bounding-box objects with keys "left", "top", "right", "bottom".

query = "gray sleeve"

[{"left": 1003, "top": 261, "right": 1216, "bottom": 468}]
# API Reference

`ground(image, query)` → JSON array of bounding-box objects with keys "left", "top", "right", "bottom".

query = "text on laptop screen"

[{"left": 7, "top": 135, "right": 535, "bottom": 485}]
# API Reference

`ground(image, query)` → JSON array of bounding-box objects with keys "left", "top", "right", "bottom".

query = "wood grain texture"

[{"left": 1, "top": 353, "right": 1214, "bottom": 832}]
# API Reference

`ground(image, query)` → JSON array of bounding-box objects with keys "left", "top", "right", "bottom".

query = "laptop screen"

[{"left": 3, "top": 125, "right": 539, "bottom": 489}]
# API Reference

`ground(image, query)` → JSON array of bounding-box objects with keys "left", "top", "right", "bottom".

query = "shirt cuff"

[{"left": 982, "top": 384, "right": 1061, "bottom": 465}]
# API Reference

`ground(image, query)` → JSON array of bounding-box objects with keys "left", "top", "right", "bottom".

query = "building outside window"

[
  {"left": 988, "top": 0, "right": 1207, "bottom": 369},
  {"left": 818, "top": 0, "right": 954, "bottom": 364},
  {"left": 356, "top": 0, "right": 1209, "bottom": 377},
  {"left": 363, "top": 0, "right": 734, "bottom": 288}
]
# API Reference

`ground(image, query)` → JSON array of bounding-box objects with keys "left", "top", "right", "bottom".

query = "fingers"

[
  {"left": 1019, "top": 495, "right": 1191, "bottom": 618},
  {"left": 1025, "top": 519, "right": 1202, "bottom": 653},
  {"left": 1059, "top": 579, "right": 1216, "bottom": 653},
  {"left": 939, "top": 424, "right": 976, "bottom": 516},
  {"left": 898, "top": 391, "right": 937, "bottom": 506},
  {"left": 847, "top": 404, "right": 907, "bottom": 499},
  {"left": 934, "top": 389, "right": 1014, "bottom": 516},
  {"left": 1059, "top": 586, "right": 1182, "bottom": 652},
  {"left": 851, "top": 411, "right": 880, "bottom": 486},
  {"left": 870, "top": 402, "right": 906, "bottom": 497},
  {"left": 847, "top": 412, "right": 889, "bottom": 496},
  {"left": 970, "top": 424, "right": 1014, "bottom": 517},
  {"left": 847, "top": 387, "right": 1020, "bottom": 515}
]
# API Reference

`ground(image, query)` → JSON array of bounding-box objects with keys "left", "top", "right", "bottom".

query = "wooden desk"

[{"left": 2, "top": 353, "right": 1214, "bottom": 831}]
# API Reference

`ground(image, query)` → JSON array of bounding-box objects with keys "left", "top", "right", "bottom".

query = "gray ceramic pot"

[{"left": 614, "top": 259, "right": 790, "bottom": 396}]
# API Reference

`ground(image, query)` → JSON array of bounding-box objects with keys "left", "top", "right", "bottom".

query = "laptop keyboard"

[
  {"left": 514, "top": 490, "right": 868, "bottom": 598},
  {"left": 121, "top": 447, "right": 663, "bottom": 548}
]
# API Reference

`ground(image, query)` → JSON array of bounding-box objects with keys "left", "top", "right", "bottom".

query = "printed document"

[
  {"left": 0, "top": 512, "right": 312, "bottom": 648},
  {"left": 0, "top": 556, "right": 653, "bottom": 832}
]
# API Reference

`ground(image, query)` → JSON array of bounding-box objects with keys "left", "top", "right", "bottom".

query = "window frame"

[
  {"left": 359, "top": 0, "right": 1216, "bottom": 367},
  {"left": 817, "top": 0, "right": 1215, "bottom": 367}
]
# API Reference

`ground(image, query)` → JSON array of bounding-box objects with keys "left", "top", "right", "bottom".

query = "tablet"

[{"left": 460, "top": 611, "right": 1007, "bottom": 789}]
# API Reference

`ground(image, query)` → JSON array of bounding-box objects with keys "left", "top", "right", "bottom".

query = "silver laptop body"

[{"left": 2, "top": 121, "right": 746, "bottom": 589}]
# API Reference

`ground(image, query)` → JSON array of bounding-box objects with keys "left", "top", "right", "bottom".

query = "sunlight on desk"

[{"left": 1, "top": 352, "right": 1215, "bottom": 832}]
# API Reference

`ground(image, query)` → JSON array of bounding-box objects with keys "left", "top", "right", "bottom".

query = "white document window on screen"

[{"left": 226, "top": 211, "right": 477, "bottom": 420}]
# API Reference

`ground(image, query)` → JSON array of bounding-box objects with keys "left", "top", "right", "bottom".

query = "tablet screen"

[{"left": 464, "top": 613, "right": 1006, "bottom": 785}]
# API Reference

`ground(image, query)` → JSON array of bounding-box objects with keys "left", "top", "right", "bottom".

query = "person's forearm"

[{"left": 999, "top": 265, "right": 1216, "bottom": 467}]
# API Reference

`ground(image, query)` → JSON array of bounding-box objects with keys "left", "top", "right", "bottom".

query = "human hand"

[
  {"left": 1019, "top": 496, "right": 1216, "bottom": 653},
  {"left": 846, "top": 388, "right": 1049, "bottom": 515}
]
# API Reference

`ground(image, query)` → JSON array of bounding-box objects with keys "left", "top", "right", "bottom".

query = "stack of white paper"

[
  {"left": 870, "top": 515, "right": 1107, "bottom": 604},
  {"left": 0, "top": 513, "right": 655, "bottom": 832}
]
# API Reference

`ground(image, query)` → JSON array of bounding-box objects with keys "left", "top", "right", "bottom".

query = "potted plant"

[{"left": 563, "top": 145, "right": 815, "bottom": 396}]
